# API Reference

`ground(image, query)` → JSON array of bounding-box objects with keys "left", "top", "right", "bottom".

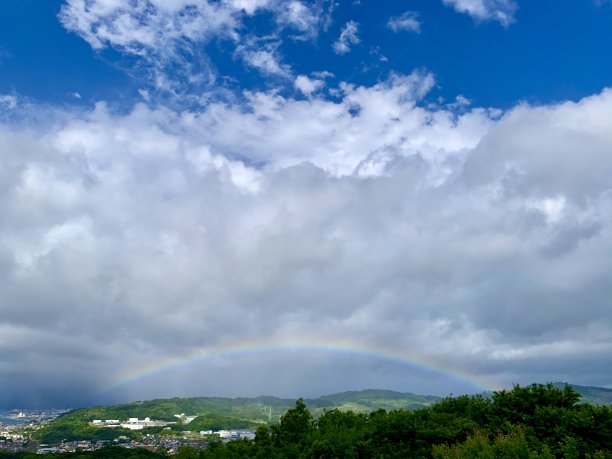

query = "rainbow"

[{"left": 102, "top": 337, "right": 503, "bottom": 394}]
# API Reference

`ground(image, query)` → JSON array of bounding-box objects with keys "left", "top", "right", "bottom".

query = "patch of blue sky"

[
  {"left": 0, "top": 0, "right": 133, "bottom": 105},
  {"left": 0, "top": 0, "right": 610, "bottom": 109}
]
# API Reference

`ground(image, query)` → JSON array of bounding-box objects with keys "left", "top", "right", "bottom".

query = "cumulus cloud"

[
  {"left": 2, "top": 71, "right": 612, "bottom": 405},
  {"left": 387, "top": 11, "right": 421, "bottom": 33},
  {"left": 442, "top": 0, "right": 518, "bottom": 26},
  {"left": 276, "top": 1, "right": 318, "bottom": 39},
  {"left": 294, "top": 75, "right": 325, "bottom": 96},
  {"left": 333, "top": 21, "right": 360, "bottom": 55}
]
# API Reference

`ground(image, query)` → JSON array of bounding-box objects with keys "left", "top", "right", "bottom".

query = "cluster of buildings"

[
  {"left": 90, "top": 417, "right": 173, "bottom": 430},
  {"left": 0, "top": 431, "right": 27, "bottom": 453},
  {"left": 1, "top": 411, "right": 258, "bottom": 455},
  {"left": 0, "top": 417, "right": 34, "bottom": 453},
  {"left": 90, "top": 413, "right": 200, "bottom": 431},
  {"left": 0, "top": 408, "right": 69, "bottom": 452},
  {"left": 36, "top": 436, "right": 208, "bottom": 455},
  {"left": 33, "top": 431, "right": 258, "bottom": 455},
  {"left": 89, "top": 416, "right": 256, "bottom": 440},
  {"left": 3, "top": 409, "right": 68, "bottom": 425},
  {"left": 89, "top": 415, "right": 256, "bottom": 442}
]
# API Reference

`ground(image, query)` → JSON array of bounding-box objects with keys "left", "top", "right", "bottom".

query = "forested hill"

[
  {"left": 551, "top": 382, "right": 612, "bottom": 406},
  {"left": 313, "top": 384, "right": 612, "bottom": 409},
  {"left": 305, "top": 389, "right": 441, "bottom": 412},
  {"left": 57, "top": 389, "right": 441, "bottom": 424},
  {"left": 33, "top": 389, "right": 441, "bottom": 443}
]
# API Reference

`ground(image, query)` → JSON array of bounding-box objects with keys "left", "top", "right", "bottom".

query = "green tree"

[
  {"left": 272, "top": 398, "right": 313, "bottom": 446},
  {"left": 175, "top": 446, "right": 199, "bottom": 459},
  {"left": 253, "top": 424, "right": 274, "bottom": 459},
  {"left": 432, "top": 428, "right": 554, "bottom": 459},
  {"left": 308, "top": 409, "right": 367, "bottom": 458},
  {"left": 491, "top": 383, "right": 580, "bottom": 427}
]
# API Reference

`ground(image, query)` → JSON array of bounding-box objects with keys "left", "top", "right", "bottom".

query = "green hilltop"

[{"left": 304, "top": 389, "right": 440, "bottom": 413}]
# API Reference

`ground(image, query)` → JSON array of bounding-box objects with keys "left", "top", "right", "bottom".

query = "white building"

[
  {"left": 91, "top": 417, "right": 172, "bottom": 430},
  {"left": 215, "top": 430, "right": 256, "bottom": 441},
  {"left": 174, "top": 413, "right": 197, "bottom": 424},
  {"left": 120, "top": 418, "right": 172, "bottom": 430}
]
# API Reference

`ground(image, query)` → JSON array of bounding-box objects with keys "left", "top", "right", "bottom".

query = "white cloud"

[
  {"left": 185, "top": 145, "right": 262, "bottom": 193},
  {"left": 312, "top": 70, "right": 334, "bottom": 79},
  {"left": 333, "top": 21, "right": 360, "bottom": 55},
  {"left": 59, "top": 0, "right": 238, "bottom": 51},
  {"left": 227, "top": 0, "right": 274, "bottom": 15},
  {"left": 235, "top": 37, "right": 292, "bottom": 77},
  {"left": 183, "top": 71, "right": 481, "bottom": 177},
  {"left": 442, "top": 0, "right": 518, "bottom": 26},
  {"left": 245, "top": 50, "right": 287, "bottom": 76},
  {"left": 276, "top": 1, "right": 318, "bottom": 38},
  {"left": 387, "top": 11, "right": 421, "bottom": 33},
  {"left": 0, "top": 94, "right": 17, "bottom": 109},
  {"left": 294, "top": 75, "right": 324, "bottom": 96},
  {"left": 3, "top": 73, "right": 612, "bottom": 403}
]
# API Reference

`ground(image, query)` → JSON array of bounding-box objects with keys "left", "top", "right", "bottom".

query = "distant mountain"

[{"left": 553, "top": 382, "right": 612, "bottom": 406}]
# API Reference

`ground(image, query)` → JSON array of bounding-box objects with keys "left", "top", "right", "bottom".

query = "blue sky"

[
  {"left": 2, "top": 0, "right": 611, "bottom": 108},
  {"left": 1, "top": 0, "right": 612, "bottom": 408}
]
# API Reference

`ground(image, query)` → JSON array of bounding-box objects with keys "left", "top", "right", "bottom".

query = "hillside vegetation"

[
  {"left": 32, "top": 384, "right": 612, "bottom": 444},
  {"left": 34, "top": 390, "right": 439, "bottom": 443},
  {"left": 6, "top": 384, "right": 612, "bottom": 458}
]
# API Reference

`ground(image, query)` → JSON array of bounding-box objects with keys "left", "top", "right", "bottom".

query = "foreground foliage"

[
  {"left": 197, "top": 383, "right": 611, "bottom": 458},
  {"left": 6, "top": 384, "right": 612, "bottom": 458}
]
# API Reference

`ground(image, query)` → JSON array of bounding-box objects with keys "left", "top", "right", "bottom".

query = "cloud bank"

[{"left": 1, "top": 75, "right": 612, "bottom": 405}]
